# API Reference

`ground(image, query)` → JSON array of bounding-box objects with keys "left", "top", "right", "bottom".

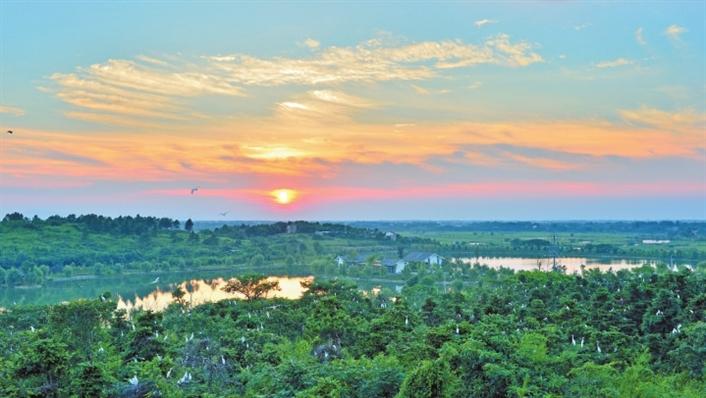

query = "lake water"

[
  {"left": 0, "top": 268, "right": 306, "bottom": 308},
  {"left": 455, "top": 256, "right": 662, "bottom": 273},
  {"left": 0, "top": 256, "right": 676, "bottom": 308},
  {"left": 117, "top": 276, "right": 312, "bottom": 312}
]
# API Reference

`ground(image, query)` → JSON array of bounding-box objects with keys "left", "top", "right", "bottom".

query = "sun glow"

[{"left": 271, "top": 188, "right": 298, "bottom": 205}]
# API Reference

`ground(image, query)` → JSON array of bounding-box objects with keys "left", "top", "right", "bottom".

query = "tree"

[
  {"left": 222, "top": 274, "right": 280, "bottom": 300},
  {"left": 15, "top": 336, "right": 69, "bottom": 397},
  {"left": 249, "top": 254, "right": 265, "bottom": 268},
  {"left": 71, "top": 362, "right": 109, "bottom": 398},
  {"left": 397, "top": 360, "right": 457, "bottom": 398},
  {"left": 172, "top": 285, "right": 187, "bottom": 307},
  {"left": 185, "top": 218, "right": 194, "bottom": 232},
  {"left": 125, "top": 310, "right": 165, "bottom": 361}
]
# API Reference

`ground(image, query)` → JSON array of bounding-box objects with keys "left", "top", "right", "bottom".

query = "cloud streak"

[
  {"left": 474, "top": 19, "right": 497, "bottom": 28},
  {"left": 595, "top": 58, "right": 634, "bottom": 68},
  {"left": 664, "top": 24, "right": 686, "bottom": 40},
  {"left": 3, "top": 106, "right": 702, "bottom": 188},
  {"left": 0, "top": 104, "right": 25, "bottom": 116},
  {"left": 49, "top": 35, "right": 542, "bottom": 125},
  {"left": 635, "top": 27, "right": 646, "bottom": 45}
]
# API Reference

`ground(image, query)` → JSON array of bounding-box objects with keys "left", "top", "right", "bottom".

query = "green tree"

[
  {"left": 15, "top": 336, "right": 69, "bottom": 397},
  {"left": 397, "top": 360, "right": 458, "bottom": 398},
  {"left": 222, "top": 274, "right": 280, "bottom": 300}
]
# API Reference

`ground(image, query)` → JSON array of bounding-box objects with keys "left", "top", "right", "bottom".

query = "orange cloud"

[{"left": 2, "top": 107, "right": 703, "bottom": 186}]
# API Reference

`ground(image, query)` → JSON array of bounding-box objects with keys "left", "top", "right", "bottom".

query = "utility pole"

[{"left": 550, "top": 234, "right": 560, "bottom": 272}]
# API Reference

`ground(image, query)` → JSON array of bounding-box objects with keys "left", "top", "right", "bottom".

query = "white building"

[{"left": 404, "top": 251, "right": 444, "bottom": 265}]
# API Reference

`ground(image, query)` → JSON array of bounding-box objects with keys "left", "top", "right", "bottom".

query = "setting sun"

[{"left": 271, "top": 189, "right": 298, "bottom": 205}]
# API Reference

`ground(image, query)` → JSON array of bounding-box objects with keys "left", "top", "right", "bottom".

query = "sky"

[{"left": 0, "top": 1, "right": 704, "bottom": 220}]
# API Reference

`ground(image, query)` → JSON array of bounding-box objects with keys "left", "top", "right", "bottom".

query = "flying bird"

[
  {"left": 150, "top": 277, "right": 160, "bottom": 284},
  {"left": 6, "top": 130, "right": 12, "bottom": 134},
  {"left": 190, "top": 187, "right": 199, "bottom": 195},
  {"left": 219, "top": 211, "right": 229, "bottom": 217}
]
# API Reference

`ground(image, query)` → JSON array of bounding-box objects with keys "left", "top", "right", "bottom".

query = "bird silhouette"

[
  {"left": 6, "top": 130, "right": 12, "bottom": 134},
  {"left": 219, "top": 211, "right": 229, "bottom": 217},
  {"left": 190, "top": 187, "right": 199, "bottom": 195}
]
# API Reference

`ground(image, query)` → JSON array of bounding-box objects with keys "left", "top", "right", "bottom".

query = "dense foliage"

[
  {"left": 3, "top": 214, "right": 705, "bottom": 290},
  {"left": 1, "top": 266, "right": 705, "bottom": 397},
  {"left": 0, "top": 214, "right": 428, "bottom": 287}
]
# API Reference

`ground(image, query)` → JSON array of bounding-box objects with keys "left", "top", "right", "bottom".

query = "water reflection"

[
  {"left": 117, "top": 276, "right": 312, "bottom": 312},
  {"left": 455, "top": 257, "right": 663, "bottom": 273}
]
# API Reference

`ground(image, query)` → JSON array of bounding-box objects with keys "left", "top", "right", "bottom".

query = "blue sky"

[{"left": 0, "top": 1, "right": 704, "bottom": 220}]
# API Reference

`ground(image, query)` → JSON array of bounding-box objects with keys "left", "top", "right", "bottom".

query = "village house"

[
  {"left": 334, "top": 254, "right": 379, "bottom": 266},
  {"left": 403, "top": 251, "right": 444, "bottom": 265},
  {"left": 382, "top": 258, "right": 407, "bottom": 274}
]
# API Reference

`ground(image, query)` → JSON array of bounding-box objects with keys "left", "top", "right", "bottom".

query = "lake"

[
  {"left": 454, "top": 256, "right": 667, "bottom": 273},
  {"left": 0, "top": 269, "right": 404, "bottom": 309},
  {"left": 0, "top": 269, "right": 308, "bottom": 308},
  {"left": 0, "top": 256, "right": 677, "bottom": 308},
  {"left": 117, "top": 276, "right": 312, "bottom": 312}
]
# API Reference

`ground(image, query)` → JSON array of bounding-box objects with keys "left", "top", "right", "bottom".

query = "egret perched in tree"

[
  {"left": 178, "top": 371, "right": 192, "bottom": 385},
  {"left": 129, "top": 375, "right": 139, "bottom": 386}
]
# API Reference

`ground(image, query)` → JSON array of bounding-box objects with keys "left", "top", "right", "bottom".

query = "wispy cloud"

[
  {"left": 619, "top": 106, "right": 705, "bottom": 132},
  {"left": 635, "top": 27, "right": 646, "bottom": 45},
  {"left": 664, "top": 24, "right": 686, "bottom": 40},
  {"left": 0, "top": 104, "right": 25, "bottom": 116},
  {"left": 302, "top": 38, "right": 320, "bottom": 49},
  {"left": 467, "top": 81, "right": 483, "bottom": 90},
  {"left": 275, "top": 89, "right": 375, "bottom": 122},
  {"left": 4, "top": 108, "right": 703, "bottom": 187},
  {"left": 411, "top": 84, "right": 449, "bottom": 95},
  {"left": 474, "top": 19, "right": 497, "bottom": 28},
  {"left": 503, "top": 152, "right": 578, "bottom": 171},
  {"left": 595, "top": 58, "right": 634, "bottom": 68},
  {"left": 49, "top": 34, "right": 542, "bottom": 126}
]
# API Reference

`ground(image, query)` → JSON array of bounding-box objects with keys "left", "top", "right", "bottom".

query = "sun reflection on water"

[{"left": 117, "top": 276, "right": 313, "bottom": 313}]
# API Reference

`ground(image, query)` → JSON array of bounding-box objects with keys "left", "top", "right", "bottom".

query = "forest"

[
  {"left": 1, "top": 214, "right": 706, "bottom": 396},
  {"left": 1, "top": 266, "right": 705, "bottom": 397},
  {"left": 2, "top": 214, "right": 705, "bottom": 288}
]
